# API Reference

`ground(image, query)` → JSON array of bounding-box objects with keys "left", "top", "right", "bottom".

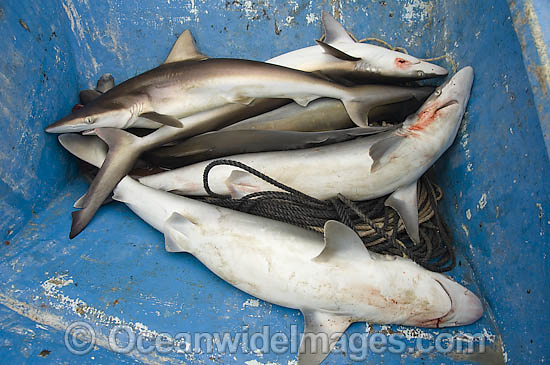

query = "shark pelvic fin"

[
  {"left": 385, "top": 181, "right": 420, "bottom": 244},
  {"left": 164, "top": 29, "right": 208, "bottom": 64},
  {"left": 163, "top": 212, "right": 198, "bottom": 253},
  {"left": 298, "top": 309, "right": 354, "bottom": 365},
  {"left": 225, "top": 170, "right": 262, "bottom": 198},
  {"left": 224, "top": 94, "right": 256, "bottom": 105},
  {"left": 139, "top": 112, "right": 184, "bottom": 128},
  {"left": 315, "top": 40, "right": 360, "bottom": 62},
  {"left": 314, "top": 220, "right": 371, "bottom": 263},
  {"left": 321, "top": 11, "right": 355, "bottom": 44}
]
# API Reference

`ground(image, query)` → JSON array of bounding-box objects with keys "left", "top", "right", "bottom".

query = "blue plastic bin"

[{"left": 0, "top": 0, "right": 548, "bottom": 363}]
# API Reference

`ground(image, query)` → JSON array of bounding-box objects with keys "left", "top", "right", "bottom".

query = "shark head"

[
  {"left": 403, "top": 66, "right": 474, "bottom": 143},
  {"left": 354, "top": 49, "right": 449, "bottom": 79},
  {"left": 45, "top": 100, "right": 134, "bottom": 133},
  {"left": 379, "top": 254, "right": 483, "bottom": 329},
  {"left": 430, "top": 273, "right": 484, "bottom": 328}
]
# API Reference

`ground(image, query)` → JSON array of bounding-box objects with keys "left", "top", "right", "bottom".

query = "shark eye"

[
  {"left": 434, "top": 89, "right": 442, "bottom": 96},
  {"left": 84, "top": 117, "right": 93, "bottom": 124},
  {"left": 417, "top": 70, "right": 425, "bottom": 78}
]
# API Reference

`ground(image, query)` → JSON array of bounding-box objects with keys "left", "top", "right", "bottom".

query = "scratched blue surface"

[{"left": 0, "top": 0, "right": 548, "bottom": 364}]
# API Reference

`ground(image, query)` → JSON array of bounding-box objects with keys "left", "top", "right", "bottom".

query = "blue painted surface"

[{"left": 0, "top": 0, "right": 548, "bottom": 364}]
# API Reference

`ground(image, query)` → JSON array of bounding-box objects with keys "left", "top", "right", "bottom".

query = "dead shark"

[
  {"left": 45, "top": 56, "right": 424, "bottom": 133},
  {"left": 55, "top": 30, "right": 429, "bottom": 238},
  {"left": 139, "top": 67, "right": 475, "bottom": 244},
  {"left": 268, "top": 11, "right": 448, "bottom": 81},
  {"left": 222, "top": 88, "right": 433, "bottom": 132},
  {"left": 59, "top": 132, "right": 483, "bottom": 365},
  {"left": 143, "top": 127, "right": 395, "bottom": 169}
]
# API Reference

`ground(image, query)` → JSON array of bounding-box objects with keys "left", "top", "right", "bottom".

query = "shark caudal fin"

[
  {"left": 342, "top": 85, "right": 426, "bottom": 127},
  {"left": 59, "top": 129, "right": 145, "bottom": 238}
]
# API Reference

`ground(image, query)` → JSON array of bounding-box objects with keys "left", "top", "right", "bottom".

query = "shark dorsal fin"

[
  {"left": 321, "top": 11, "right": 355, "bottom": 44},
  {"left": 314, "top": 220, "right": 371, "bottom": 262},
  {"left": 163, "top": 30, "right": 208, "bottom": 64},
  {"left": 298, "top": 309, "right": 354, "bottom": 364}
]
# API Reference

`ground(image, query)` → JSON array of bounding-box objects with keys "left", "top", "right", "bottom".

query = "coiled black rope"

[{"left": 193, "top": 159, "right": 455, "bottom": 272}]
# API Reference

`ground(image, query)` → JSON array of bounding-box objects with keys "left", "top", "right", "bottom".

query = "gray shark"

[
  {"left": 143, "top": 126, "right": 396, "bottom": 169},
  {"left": 60, "top": 30, "right": 430, "bottom": 238}
]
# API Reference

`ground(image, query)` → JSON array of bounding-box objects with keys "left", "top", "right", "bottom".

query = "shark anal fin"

[
  {"left": 140, "top": 112, "right": 184, "bottom": 128},
  {"left": 164, "top": 29, "right": 208, "bottom": 64},
  {"left": 385, "top": 181, "right": 420, "bottom": 244},
  {"left": 298, "top": 309, "right": 354, "bottom": 365},
  {"left": 369, "top": 134, "right": 404, "bottom": 172},
  {"left": 315, "top": 40, "right": 360, "bottom": 62},
  {"left": 314, "top": 220, "right": 371, "bottom": 262},
  {"left": 321, "top": 11, "right": 355, "bottom": 44},
  {"left": 163, "top": 212, "right": 198, "bottom": 253},
  {"left": 293, "top": 95, "right": 322, "bottom": 107}
]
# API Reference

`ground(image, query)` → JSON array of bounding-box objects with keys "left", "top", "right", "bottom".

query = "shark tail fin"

[
  {"left": 59, "top": 130, "right": 145, "bottom": 239},
  {"left": 58, "top": 134, "right": 108, "bottom": 168},
  {"left": 343, "top": 85, "right": 423, "bottom": 127}
]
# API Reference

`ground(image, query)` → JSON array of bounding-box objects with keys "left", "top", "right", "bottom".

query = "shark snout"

[
  {"left": 435, "top": 277, "right": 483, "bottom": 327},
  {"left": 418, "top": 62, "right": 448, "bottom": 78},
  {"left": 45, "top": 113, "right": 88, "bottom": 133}
]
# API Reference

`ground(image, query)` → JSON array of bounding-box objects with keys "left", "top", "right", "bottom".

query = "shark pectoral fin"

[
  {"left": 298, "top": 309, "right": 354, "bottom": 365},
  {"left": 314, "top": 40, "right": 360, "bottom": 62},
  {"left": 79, "top": 89, "right": 102, "bottom": 105},
  {"left": 313, "top": 220, "right": 371, "bottom": 262},
  {"left": 139, "top": 112, "right": 184, "bottom": 128},
  {"left": 73, "top": 192, "right": 113, "bottom": 209},
  {"left": 385, "top": 181, "right": 420, "bottom": 244},
  {"left": 163, "top": 212, "right": 198, "bottom": 253},
  {"left": 321, "top": 11, "right": 355, "bottom": 44},
  {"left": 368, "top": 134, "right": 404, "bottom": 173},
  {"left": 293, "top": 95, "right": 321, "bottom": 107},
  {"left": 225, "top": 170, "right": 262, "bottom": 199},
  {"left": 163, "top": 29, "right": 208, "bottom": 64}
]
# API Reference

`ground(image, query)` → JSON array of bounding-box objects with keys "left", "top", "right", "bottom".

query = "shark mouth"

[{"left": 436, "top": 99, "right": 459, "bottom": 111}]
